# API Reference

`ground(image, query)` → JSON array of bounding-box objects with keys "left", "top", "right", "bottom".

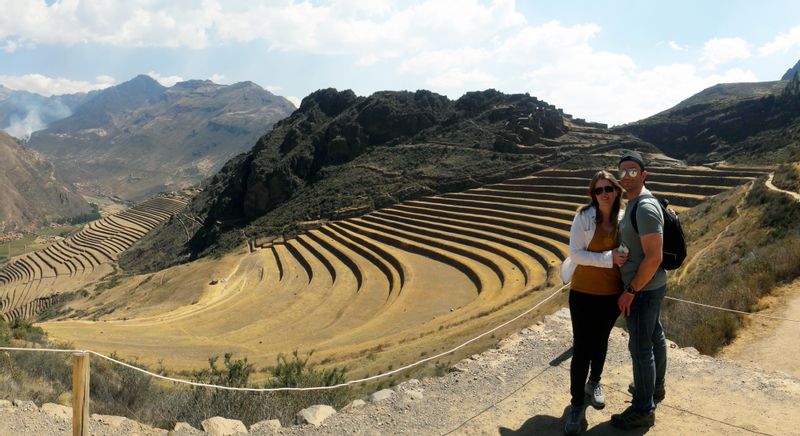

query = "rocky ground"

[{"left": 2, "top": 305, "right": 799, "bottom": 435}]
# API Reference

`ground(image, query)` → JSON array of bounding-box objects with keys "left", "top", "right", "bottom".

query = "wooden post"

[{"left": 72, "top": 352, "right": 90, "bottom": 436}]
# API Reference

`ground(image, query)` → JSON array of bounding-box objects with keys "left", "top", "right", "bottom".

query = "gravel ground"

[{"left": 3, "top": 308, "right": 799, "bottom": 435}]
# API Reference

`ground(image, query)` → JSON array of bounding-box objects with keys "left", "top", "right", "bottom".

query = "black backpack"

[{"left": 631, "top": 195, "right": 687, "bottom": 270}]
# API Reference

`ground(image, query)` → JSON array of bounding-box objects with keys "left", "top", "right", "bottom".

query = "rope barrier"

[
  {"left": 665, "top": 296, "right": 800, "bottom": 323},
  {"left": 0, "top": 286, "right": 797, "bottom": 393},
  {"left": 0, "top": 283, "right": 569, "bottom": 392}
]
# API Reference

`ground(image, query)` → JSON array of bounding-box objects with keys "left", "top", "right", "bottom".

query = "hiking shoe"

[
  {"left": 611, "top": 405, "right": 655, "bottom": 430},
  {"left": 564, "top": 404, "right": 588, "bottom": 435},
  {"left": 628, "top": 382, "right": 666, "bottom": 403},
  {"left": 584, "top": 380, "right": 605, "bottom": 410}
]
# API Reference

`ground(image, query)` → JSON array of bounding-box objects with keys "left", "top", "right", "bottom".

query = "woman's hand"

[{"left": 612, "top": 251, "right": 628, "bottom": 267}]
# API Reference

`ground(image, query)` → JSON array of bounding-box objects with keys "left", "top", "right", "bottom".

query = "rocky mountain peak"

[{"left": 781, "top": 58, "right": 800, "bottom": 81}]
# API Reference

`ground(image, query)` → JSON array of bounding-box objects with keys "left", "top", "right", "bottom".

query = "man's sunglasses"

[
  {"left": 593, "top": 186, "right": 616, "bottom": 195},
  {"left": 618, "top": 168, "right": 640, "bottom": 178}
]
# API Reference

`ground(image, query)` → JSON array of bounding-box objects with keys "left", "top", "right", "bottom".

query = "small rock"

[
  {"left": 92, "top": 414, "right": 130, "bottom": 428},
  {"left": 202, "top": 417, "right": 247, "bottom": 435},
  {"left": 369, "top": 389, "right": 395, "bottom": 403},
  {"left": 348, "top": 399, "right": 367, "bottom": 408},
  {"left": 404, "top": 389, "right": 424, "bottom": 400},
  {"left": 0, "top": 400, "right": 12, "bottom": 408},
  {"left": 249, "top": 419, "right": 281, "bottom": 432},
  {"left": 41, "top": 403, "right": 71, "bottom": 420},
  {"left": 295, "top": 404, "right": 336, "bottom": 426},
  {"left": 12, "top": 400, "right": 37, "bottom": 411}
]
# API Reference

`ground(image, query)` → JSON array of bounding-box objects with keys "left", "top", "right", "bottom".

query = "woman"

[{"left": 560, "top": 170, "right": 627, "bottom": 435}]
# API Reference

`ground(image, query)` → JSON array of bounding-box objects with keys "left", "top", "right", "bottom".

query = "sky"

[{"left": 1, "top": 0, "right": 799, "bottom": 126}]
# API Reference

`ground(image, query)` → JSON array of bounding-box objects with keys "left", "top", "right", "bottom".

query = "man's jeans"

[{"left": 626, "top": 284, "right": 667, "bottom": 413}]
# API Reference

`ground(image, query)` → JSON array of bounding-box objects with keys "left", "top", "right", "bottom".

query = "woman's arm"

[{"left": 567, "top": 211, "right": 614, "bottom": 268}]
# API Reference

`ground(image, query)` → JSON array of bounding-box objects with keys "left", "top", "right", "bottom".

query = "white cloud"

[
  {"left": 668, "top": 41, "right": 686, "bottom": 51},
  {"left": 700, "top": 37, "right": 752, "bottom": 69},
  {"left": 146, "top": 71, "right": 184, "bottom": 87},
  {"left": 425, "top": 69, "right": 497, "bottom": 89},
  {"left": 209, "top": 73, "right": 226, "bottom": 84},
  {"left": 286, "top": 96, "right": 301, "bottom": 108},
  {"left": 0, "top": 74, "right": 115, "bottom": 96},
  {"left": 759, "top": 25, "right": 800, "bottom": 56}
]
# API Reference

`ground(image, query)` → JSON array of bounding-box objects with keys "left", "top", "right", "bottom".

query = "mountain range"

[
  {"left": 616, "top": 72, "right": 800, "bottom": 164},
  {"left": 0, "top": 85, "right": 94, "bottom": 139},
  {"left": 27, "top": 75, "right": 296, "bottom": 201}
]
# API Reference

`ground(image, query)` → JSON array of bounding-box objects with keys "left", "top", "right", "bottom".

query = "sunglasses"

[
  {"left": 593, "top": 185, "right": 616, "bottom": 195},
  {"left": 618, "top": 168, "right": 640, "bottom": 178}
]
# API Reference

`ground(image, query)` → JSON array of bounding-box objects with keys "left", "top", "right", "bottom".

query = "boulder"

[
  {"left": 295, "top": 404, "right": 336, "bottom": 426},
  {"left": 249, "top": 419, "right": 281, "bottom": 432},
  {"left": 0, "top": 400, "right": 12, "bottom": 408},
  {"left": 41, "top": 403, "right": 71, "bottom": 420},
  {"left": 201, "top": 416, "right": 248, "bottom": 435},
  {"left": 368, "top": 388, "right": 395, "bottom": 403},
  {"left": 170, "top": 421, "right": 202, "bottom": 434}
]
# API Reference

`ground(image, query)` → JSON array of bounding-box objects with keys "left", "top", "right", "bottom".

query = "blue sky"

[{"left": 1, "top": 0, "right": 799, "bottom": 125}]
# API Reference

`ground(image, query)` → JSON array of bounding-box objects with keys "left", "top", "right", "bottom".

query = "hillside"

[
  {"left": 0, "top": 85, "right": 94, "bottom": 139},
  {"left": 120, "top": 88, "right": 658, "bottom": 273},
  {"left": 27, "top": 75, "right": 296, "bottom": 201},
  {"left": 0, "top": 130, "right": 92, "bottom": 233},
  {"left": 615, "top": 72, "right": 800, "bottom": 164}
]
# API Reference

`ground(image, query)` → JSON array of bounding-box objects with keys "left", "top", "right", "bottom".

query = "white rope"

[
  {"left": 665, "top": 296, "right": 800, "bottom": 323},
  {"left": 0, "top": 284, "right": 569, "bottom": 392}
]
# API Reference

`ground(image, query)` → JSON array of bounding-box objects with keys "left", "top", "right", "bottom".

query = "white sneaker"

[{"left": 585, "top": 380, "right": 605, "bottom": 410}]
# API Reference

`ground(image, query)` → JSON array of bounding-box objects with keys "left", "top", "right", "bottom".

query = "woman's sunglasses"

[{"left": 593, "top": 186, "right": 616, "bottom": 196}]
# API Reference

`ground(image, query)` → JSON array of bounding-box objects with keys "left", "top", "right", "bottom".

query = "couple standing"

[{"left": 561, "top": 150, "right": 667, "bottom": 434}]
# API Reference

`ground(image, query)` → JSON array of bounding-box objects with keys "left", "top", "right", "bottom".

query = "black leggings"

[{"left": 569, "top": 289, "right": 621, "bottom": 407}]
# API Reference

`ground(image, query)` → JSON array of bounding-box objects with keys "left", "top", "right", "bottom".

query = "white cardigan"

[{"left": 559, "top": 206, "right": 625, "bottom": 284}]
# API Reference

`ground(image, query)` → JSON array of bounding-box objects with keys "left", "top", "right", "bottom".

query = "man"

[{"left": 611, "top": 150, "right": 667, "bottom": 430}]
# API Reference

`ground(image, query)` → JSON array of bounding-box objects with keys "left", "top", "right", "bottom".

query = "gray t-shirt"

[{"left": 619, "top": 190, "right": 667, "bottom": 291}]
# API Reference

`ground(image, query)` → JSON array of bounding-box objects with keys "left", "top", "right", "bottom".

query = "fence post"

[{"left": 72, "top": 352, "right": 90, "bottom": 436}]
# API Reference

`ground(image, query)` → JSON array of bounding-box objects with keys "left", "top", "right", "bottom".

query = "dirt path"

[
  {"left": 720, "top": 278, "right": 800, "bottom": 378},
  {"left": 766, "top": 173, "right": 800, "bottom": 201}
]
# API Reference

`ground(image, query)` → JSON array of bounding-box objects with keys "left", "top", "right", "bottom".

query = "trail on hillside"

[
  {"left": 678, "top": 180, "right": 752, "bottom": 283},
  {"left": 766, "top": 172, "right": 800, "bottom": 200},
  {"left": 720, "top": 277, "right": 800, "bottom": 379}
]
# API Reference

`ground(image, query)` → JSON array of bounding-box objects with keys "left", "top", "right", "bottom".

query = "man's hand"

[{"left": 618, "top": 291, "right": 635, "bottom": 316}]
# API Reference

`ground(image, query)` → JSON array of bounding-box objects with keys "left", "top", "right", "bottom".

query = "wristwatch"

[{"left": 625, "top": 284, "right": 637, "bottom": 295}]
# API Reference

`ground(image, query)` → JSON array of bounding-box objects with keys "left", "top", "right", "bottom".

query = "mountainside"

[
  {"left": 120, "top": 88, "right": 657, "bottom": 272},
  {"left": 782, "top": 59, "right": 800, "bottom": 80},
  {"left": 615, "top": 73, "right": 800, "bottom": 164},
  {"left": 0, "top": 84, "right": 94, "bottom": 139},
  {"left": 0, "top": 130, "right": 92, "bottom": 233},
  {"left": 28, "top": 75, "right": 296, "bottom": 201}
]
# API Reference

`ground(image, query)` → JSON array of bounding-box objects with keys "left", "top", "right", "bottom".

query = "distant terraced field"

[
  {"left": 40, "top": 166, "right": 768, "bottom": 376},
  {"left": 0, "top": 196, "right": 188, "bottom": 321}
]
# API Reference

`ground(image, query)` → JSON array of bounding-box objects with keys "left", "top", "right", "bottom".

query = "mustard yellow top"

[{"left": 570, "top": 227, "right": 622, "bottom": 296}]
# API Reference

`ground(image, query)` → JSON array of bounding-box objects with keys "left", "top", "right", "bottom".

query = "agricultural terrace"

[{"left": 39, "top": 166, "right": 768, "bottom": 376}]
